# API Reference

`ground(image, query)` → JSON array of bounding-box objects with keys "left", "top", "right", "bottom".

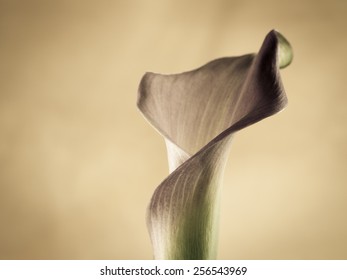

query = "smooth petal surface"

[{"left": 138, "top": 30, "right": 292, "bottom": 259}]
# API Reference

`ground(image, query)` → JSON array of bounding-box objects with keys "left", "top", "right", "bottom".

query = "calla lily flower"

[{"left": 137, "top": 30, "right": 293, "bottom": 260}]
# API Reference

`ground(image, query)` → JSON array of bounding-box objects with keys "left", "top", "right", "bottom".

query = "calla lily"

[{"left": 137, "top": 30, "right": 293, "bottom": 260}]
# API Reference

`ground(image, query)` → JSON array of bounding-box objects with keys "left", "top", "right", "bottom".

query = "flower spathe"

[{"left": 137, "top": 30, "right": 293, "bottom": 259}]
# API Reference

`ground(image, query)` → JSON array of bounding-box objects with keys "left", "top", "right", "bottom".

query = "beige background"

[{"left": 0, "top": 0, "right": 346, "bottom": 259}]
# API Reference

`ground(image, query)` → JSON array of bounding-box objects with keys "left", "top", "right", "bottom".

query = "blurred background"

[{"left": 0, "top": 0, "right": 346, "bottom": 259}]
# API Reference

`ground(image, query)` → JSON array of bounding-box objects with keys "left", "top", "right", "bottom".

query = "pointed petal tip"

[{"left": 270, "top": 29, "right": 293, "bottom": 69}]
